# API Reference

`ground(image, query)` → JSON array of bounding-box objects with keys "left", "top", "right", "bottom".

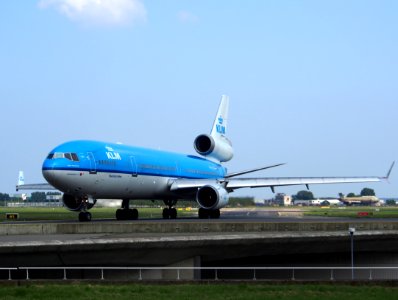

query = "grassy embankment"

[{"left": 0, "top": 283, "right": 398, "bottom": 300}]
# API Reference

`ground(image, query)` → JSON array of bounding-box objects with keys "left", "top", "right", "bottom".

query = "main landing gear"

[
  {"left": 198, "top": 208, "right": 220, "bottom": 219},
  {"left": 116, "top": 199, "right": 139, "bottom": 220},
  {"left": 78, "top": 211, "right": 92, "bottom": 222},
  {"left": 162, "top": 199, "right": 177, "bottom": 219}
]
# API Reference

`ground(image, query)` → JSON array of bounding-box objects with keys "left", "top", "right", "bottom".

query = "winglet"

[{"left": 385, "top": 161, "right": 395, "bottom": 180}]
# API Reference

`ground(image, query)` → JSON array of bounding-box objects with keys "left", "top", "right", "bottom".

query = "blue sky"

[{"left": 0, "top": 1, "right": 397, "bottom": 199}]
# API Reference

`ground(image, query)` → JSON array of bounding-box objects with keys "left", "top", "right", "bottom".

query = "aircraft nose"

[{"left": 42, "top": 158, "right": 57, "bottom": 185}]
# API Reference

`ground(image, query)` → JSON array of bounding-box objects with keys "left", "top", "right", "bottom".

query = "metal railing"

[
  {"left": 1, "top": 266, "right": 395, "bottom": 281},
  {"left": 0, "top": 268, "right": 18, "bottom": 280}
]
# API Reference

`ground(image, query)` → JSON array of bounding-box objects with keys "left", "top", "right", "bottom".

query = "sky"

[{"left": 0, "top": 0, "right": 397, "bottom": 199}]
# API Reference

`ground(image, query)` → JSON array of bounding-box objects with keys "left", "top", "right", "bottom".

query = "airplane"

[
  {"left": 16, "top": 95, "right": 394, "bottom": 221},
  {"left": 338, "top": 194, "right": 380, "bottom": 206}
]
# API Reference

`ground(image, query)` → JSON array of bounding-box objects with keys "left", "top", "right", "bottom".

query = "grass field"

[
  {"left": 303, "top": 206, "right": 398, "bottom": 218},
  {"left": 0, "top": 283, "right": 398, "bottom": 300}
]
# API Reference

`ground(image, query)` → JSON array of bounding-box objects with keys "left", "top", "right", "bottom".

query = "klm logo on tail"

[{"left": 216, "top": 116, "right": 226, "bottom": 135}]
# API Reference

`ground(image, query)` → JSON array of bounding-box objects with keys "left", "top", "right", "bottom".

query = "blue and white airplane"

[{"left": 17, "top": 96, "right": 394, "bottom": 221}]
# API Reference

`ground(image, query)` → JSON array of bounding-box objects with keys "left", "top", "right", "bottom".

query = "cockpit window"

[
  {"left": 53, "top": 152, "right": 65, "bottom": 159},
  {"left": 47, "top": 152, "right": 79, "bottom": 162}
]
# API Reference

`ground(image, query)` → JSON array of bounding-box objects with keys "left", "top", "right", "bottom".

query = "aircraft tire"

[
  {"left": 170, "top": 208, "right": 177, "bottom": 219},
  {"left": 198, "top": 208, "right": 209, "bottom": 219},
  {"left": 210, "top": 209, "right": 220, "bottom": 219},
  {"left": 79, "top": 211, "right": 92, "bottom": 222},
  {"left": 116, "top": 209, "right": 124, "bottom": 220},
  {"left": 162, "top": 208, "right": 170, "bottom": 219},
  {"left": 131, "top": 208, "right": 139, "bottom": 220}
]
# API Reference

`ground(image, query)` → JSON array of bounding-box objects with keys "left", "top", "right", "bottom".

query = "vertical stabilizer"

[
  {"left": 194, "top": 95, "right": 233, "bottom": 162},
  {"left": 18, "top": 171, "right": 25, "bottom": 186},
  {"left": 210, "top": 95, "right": 229, "bottom": 138}
]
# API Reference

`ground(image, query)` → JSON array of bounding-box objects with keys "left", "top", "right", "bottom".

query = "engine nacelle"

[
  {"left": 196, "top": 184, "right": 229, "bottom": 210},
  {"left": 194, "top": 134, "right": 233, "bottom": 162},
  {"left": 62, "top": 194, "right": 96, "bottom": 211}
]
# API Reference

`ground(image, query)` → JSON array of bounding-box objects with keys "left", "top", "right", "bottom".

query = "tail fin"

[
  {"left": 210, "top": 95, "right": 229, "bottom": 138},
  {"left": 18, "top": 171, "right": 25, "bottom": 186},
  {"left": 193, "top": 95, "right": 233, "bottom": 162}
]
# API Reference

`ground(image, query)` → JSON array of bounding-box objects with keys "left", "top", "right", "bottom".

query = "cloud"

[
  {"left": 177, "top": 10, "right": 199, "bottom": 23},
  {"left": 38, "top": 0, "right": 147, "bottom": 27}
]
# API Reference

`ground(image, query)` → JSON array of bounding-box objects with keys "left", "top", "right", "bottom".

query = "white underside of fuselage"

[{"left": 43, "top": 170, "right": 183, "bottom": 200}]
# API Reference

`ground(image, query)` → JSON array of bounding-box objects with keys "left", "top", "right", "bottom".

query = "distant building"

[
  {"left": 274, "top": 193, "right": 292, "bottom": 206},
  {"left": 294, "top": 198, "right": 342, "bottom": 206},
  {"left": 46, "top": 193, "right": 62, "bottom": 202}
]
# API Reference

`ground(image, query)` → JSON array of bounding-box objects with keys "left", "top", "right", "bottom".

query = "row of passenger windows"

[{"left": 47, "top": 152, "right": 79, "bottom": 162}]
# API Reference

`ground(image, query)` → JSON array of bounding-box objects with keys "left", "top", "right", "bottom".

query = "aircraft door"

[
  {"left": 130, "top": 156, "right": 137, "bottom": 177},
  {"left": 87, "top": 152, "right": 97, "bottom": 174}
]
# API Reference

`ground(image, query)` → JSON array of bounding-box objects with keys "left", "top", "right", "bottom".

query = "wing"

[
  {"left": 170, "top": 162, "right": 394, "bottom": 193},
  {"left": 224, "top": 176, "right": 383, "bottom": 192},
  {"left": 170, "top": 176, "right": 384, "bottom": 193}
]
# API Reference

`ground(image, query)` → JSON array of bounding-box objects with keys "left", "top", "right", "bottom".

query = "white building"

[{"left": 274, "top": 193, "right": 292, "bottom": 206}]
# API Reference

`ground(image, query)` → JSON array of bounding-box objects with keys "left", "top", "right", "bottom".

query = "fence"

[{"left": 0, "top": 266, "right": 397, "bottom": 281}]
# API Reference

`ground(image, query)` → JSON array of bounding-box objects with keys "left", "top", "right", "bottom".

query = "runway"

[{"left": 2, "top": 207, "right": 398, "bottom": 225}]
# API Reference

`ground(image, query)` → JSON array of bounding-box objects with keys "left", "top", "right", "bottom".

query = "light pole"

[{"left": 349, "top": 227, "right": 355, "bottom": 280}]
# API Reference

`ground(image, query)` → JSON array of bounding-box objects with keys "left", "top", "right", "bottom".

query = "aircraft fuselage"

[{"left": 42, "top": 140, "right": 226, "bottom": 200}]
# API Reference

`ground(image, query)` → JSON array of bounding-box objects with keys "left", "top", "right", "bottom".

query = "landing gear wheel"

[
  {"left": 198, "top": 208, "right": 209, "bottom": 219},
  {"left": 170, "top": 208, "right": 177, "bottom": 219},
  {"left": 131, "top": 208, "right": 138, "bottom": 220},
  {"left": 116, "top": 208, "right": 139, "bottom": 220},
  {"left": 211, "top": 209, "right": 220, "bottom": 219},
  {"left": 162, "top": 208, "right": 177, "bottom": 219},
  {"left": 162, "top": 199, "right": 178, "bottom": 219},
  {"left": 162, "top": 208, "right": 170, "bottom": 219},
  {"left": 79, "top": 211, "right": 92, "bottom": 222},
  {"left": 116, "top": 209, "right": 124, "bottom": 220},
  {"left": 198, "top": 208, "right": 220, "bottom": 219}
]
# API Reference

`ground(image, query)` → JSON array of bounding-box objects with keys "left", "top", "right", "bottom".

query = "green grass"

[
  {"left": 0, "top": 207, "right": 196, "bottom": 222},
  {"left": 303, "top": 206, "right": 398, "bottom": 218},
  {"left": 0, "top": 283, "right": 398, "bottom": 300}
]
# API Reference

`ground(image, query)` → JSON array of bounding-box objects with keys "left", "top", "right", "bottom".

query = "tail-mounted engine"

[
  {"left": 196, "top": 184, "right": 229, "bottom": 210},
  {"left": 62, "top": 194, "right": 96, "bottom": 211},
  {"left": 194, "top": 134, "right": 233, "bottom": 162}
]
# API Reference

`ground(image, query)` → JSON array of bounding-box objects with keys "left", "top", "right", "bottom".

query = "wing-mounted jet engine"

[{"left": 62, "top": 194, "right": 96, "bottom": 221}]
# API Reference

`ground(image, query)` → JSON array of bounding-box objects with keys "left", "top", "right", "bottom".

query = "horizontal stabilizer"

[{"left": 16, "top": 183, "right": 56, "bottom": 191}]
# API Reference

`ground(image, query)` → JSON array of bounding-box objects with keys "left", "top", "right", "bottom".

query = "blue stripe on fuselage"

[{"left": 42, "top": 140, "right": 226, "bottom": 179}]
